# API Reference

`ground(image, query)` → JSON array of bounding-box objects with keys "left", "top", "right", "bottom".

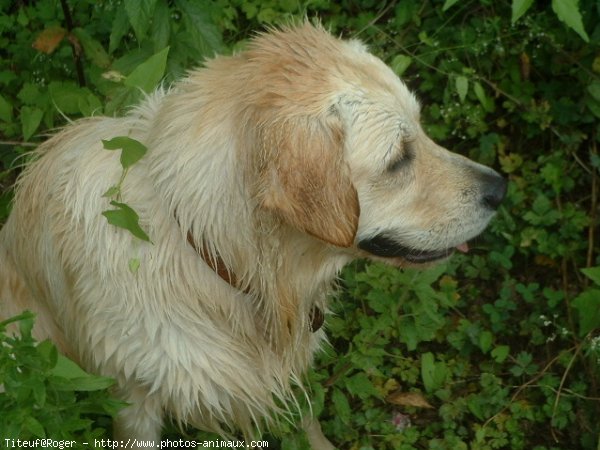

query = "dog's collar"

[{"left": 182, "top": 227, "right": 324, "bottom": 332}]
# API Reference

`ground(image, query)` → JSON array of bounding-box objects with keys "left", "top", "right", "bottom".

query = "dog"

[{"left": 0, "top": 22, "right": 506, "bottom": 449}]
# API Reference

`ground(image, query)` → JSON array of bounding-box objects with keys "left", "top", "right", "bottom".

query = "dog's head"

[{"left": 249, "top": 23, "right": 506, "bottom": 266}]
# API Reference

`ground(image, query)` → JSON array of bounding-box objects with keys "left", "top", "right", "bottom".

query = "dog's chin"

[{"left": 357, "top": 234, "right": 470, "bottom": 267}]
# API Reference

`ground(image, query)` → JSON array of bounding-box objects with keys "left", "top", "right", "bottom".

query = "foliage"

[
  {"left": 0, "top": 312, "right": 124, "bottom": 443},
  {"left": 1, "top": 0, "right": 599, "bottom": 449},
  {"left": 101, "top": 136, "right": 151, "bottom": 247}
]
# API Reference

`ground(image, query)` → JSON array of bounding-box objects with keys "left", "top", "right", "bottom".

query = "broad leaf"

[
  {"left": 102, "top": 201, "right": 151, "bottom": 242},
  {"left": 102, "top": 136, "right": 148, "bottom": 169},
  {"left": 572, "top": 289, "right": 600, "bottom": 336},
  {"left": 442, "top": 0, "right": 460, "bottom": 11},
  {"left": 124, "top": 47, "right": 169, "bottom": 93},
  {"left": 20, "top": 106, "right": 43, "bottom": 140},
  {"left": 551, "top": 0, "right": 589, "bottom": 42},
  {"left": 71, "top": 28, "right": 111, "bottom": 68},
  {"left": 581, "top": 266, "right": 600, "bottom": 286},
  {"left": 124, "top": 0, "right": 158, "bottom": 42},
  {"left": 511, "top": 0, "right": 534, "bottom": 24},
  {"left": 455, "top": 75, "right": 469, "bottom": 102},
  {"left": 391, "top": 54, "right": 412, "bottom": 76}
]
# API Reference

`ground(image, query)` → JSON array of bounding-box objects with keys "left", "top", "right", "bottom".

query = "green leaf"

[
  {"left": 421, "top": 352, "right": 447, "bottom": 393},
  {"left": 345, "top": 372, "right": 381, "bottom": 399},
  {"left": 455, "top": 75, "right": 469, "bottom": 102},
  {"left": 0, "top": 310, "right": 35, "bottom": 331},
  {"left": 17, "top": 310, "right": 35, "bottom": 337},
  {"left": 572, "top": 289, "right": 600, "bottom": 335},
  {"left": 109, "top": 4, "right": 130, "bottom": 54},
  {"left": 102, "top": 136, "right": 148, "bottom": 169},
  {"left": 102, "top": 201, "right": 151, "bottom": 242},
  {"left": 48, "top": 81, "right": 91, "bottom": 115},
  {"left": 128, "top": 257, "right": 141, "bottom": 273},
  {"left": 587, "top": 82, "right": 600, "bottom": 102},
  {"left": 124, "top": 47, "right": 170, "bottom": 93},
  {"left": 391, "top": 54, "right": 412, "bottom": 77},
  {"left": 511, "top": 0, "right": 534, "bottom": 24},
  {"left": 442, "top": 0, "right": 460, "bottom": 11},
  {"left": 50, "top": 354, "right": 115, "bottom": 390},
  {"left": 491, "top": 345, "right": 510, "bottom": 363},
  {"left": 176, "top": 0, "right": 224, "bottom": 56},
  {"left": 18, "top": 82, "right": 41, "bottom": 105},
  {"left": 102, "top": 185, "right": 120, "bottom": 198},
  {"left": 36, "top": 339, "right": 58, "bottom": 367},
  {"left": 581, "top": 266, "right": 600, "bottom": 286},
  {"left": 51, "top": 375, "right": 115, "bottom": 391},
  {"left": 551, "top": 0, "right": 589, "bottom": 42},
  {"left": 478, "top": 330, "right": 493, "bottom": 353},
  {"left": 124, "top": 0, "right": 158, "bottom": 42},
  {"left": 78, "top": 92, "right": 103, "bottom": 116},
  {"left": 51, "top": 354, "right": 94, "bottom": 379},
  {"left": 331, "top": 388, "right": 351, "bottom": 424},
  {"left": 151, "top": 0, "right": 171, "bottom": 53},
  {"left": 0, "top": 94, "right": 13, "bottom": 122},
  {"left": 473, "top": 81, "right": 494, "bottom": 112},
  {"left": 71, "top": 28, "right": 111, "bottom": 68},
  {"left": 24, "top": 417, "right": 45, "bottom": 438},
  {"left": 21, "top": 106, "right": 44, "bottom": 140}
]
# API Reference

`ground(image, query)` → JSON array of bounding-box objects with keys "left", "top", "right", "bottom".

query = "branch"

[{"left": 59, "top": 0, "right": 86, "bottom": 87}]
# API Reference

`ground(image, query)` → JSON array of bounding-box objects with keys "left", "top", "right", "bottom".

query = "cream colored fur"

[{"left": 0, "top": 23, "right": 504, "bottom": 449}]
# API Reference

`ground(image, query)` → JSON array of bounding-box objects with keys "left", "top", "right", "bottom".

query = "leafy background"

[{"left": 1, "top": 1, "right": 599, "bottom": 449}]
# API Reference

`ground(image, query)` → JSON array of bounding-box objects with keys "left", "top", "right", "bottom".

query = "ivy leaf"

[
  {"left": 102, "top": 201, "right": 151, "bottom": 242},
  {"left": 511, "top": 0, "right": 534, "bottom": 24},
  {"left": 102, "top": 136, "right": 148, "bottom": 170},
  {"left": 551, "top": 0, "right": 589, "bottom": 42},
  {"left": 124, "top": 47, "right": 169, "bottom": 93}
]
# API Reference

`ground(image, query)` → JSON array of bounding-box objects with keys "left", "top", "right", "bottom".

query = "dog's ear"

[{"left": 258, "top": 114, "right": 359, "bottom": 248}]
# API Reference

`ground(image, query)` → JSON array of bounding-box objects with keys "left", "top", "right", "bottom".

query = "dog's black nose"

[{"left": 481, "top": 171, "right": 508, "bottom": 210}]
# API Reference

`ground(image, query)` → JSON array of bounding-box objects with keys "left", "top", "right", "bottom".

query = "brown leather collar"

[
  {"left": 186, "top": 230, "right": 249, "bottom": 294},
  {"left": 184, "top": 229, "right": 324, "bottom": 332}
]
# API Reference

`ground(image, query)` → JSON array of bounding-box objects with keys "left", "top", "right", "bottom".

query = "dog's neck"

[{"left": 183, "top": 227, "right": 325, "bottom": 332}]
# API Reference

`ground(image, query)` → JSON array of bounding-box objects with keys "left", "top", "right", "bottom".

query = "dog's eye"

[{"left": 387, "top": 141, "right": 415, "bottom": 173}]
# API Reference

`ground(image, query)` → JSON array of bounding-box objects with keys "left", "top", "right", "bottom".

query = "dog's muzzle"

[{"left": 358, "top": 169, "right": 507, "bottom": 264}]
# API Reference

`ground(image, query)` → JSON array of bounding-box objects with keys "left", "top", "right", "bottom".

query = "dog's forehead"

[
  {"left": 248, "top": 23, "right": 421, "bottom": 119},
  {"left": 333, "top": 38, "right": 421, "bottom": 121}
]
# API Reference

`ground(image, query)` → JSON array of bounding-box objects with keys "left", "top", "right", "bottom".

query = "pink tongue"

[{"left": 456, "top": 243, "right": 470, "bottom": 253}]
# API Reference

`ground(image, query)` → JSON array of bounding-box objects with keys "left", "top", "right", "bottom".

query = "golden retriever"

[{"left": 0, "top": 23, "right": 506, "bottom": 449}]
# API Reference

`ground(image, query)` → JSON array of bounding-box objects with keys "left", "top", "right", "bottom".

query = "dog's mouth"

[{"left": 358, "top": 234, "right": 470, "bottom": 264}]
